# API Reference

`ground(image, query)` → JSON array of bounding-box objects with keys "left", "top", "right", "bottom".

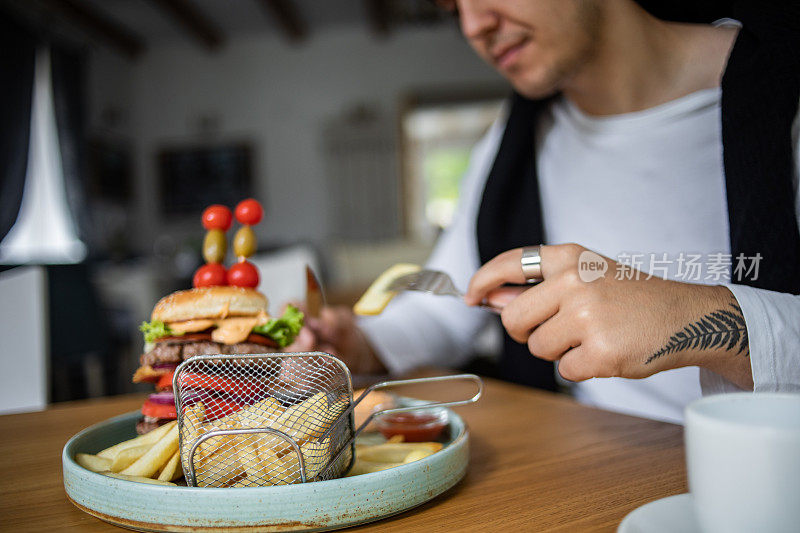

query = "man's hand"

[
  {"left": 286, "top": 305, "right": 386, "bottom": 375},
  {"left": 464, "top": 244, "right": 753, "bottom": 389}
]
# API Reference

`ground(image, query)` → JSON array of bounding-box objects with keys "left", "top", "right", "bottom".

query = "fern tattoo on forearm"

[{"left": 645, "top": 302, "right": 749, "bottom": 364}]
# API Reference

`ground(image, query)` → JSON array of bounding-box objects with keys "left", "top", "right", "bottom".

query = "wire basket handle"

[
  {"left": 319, "top": 374, "right": 482, "bottom": 475},
  {"left": 353, "top": 374, "right": 482, "bottom": 438}
]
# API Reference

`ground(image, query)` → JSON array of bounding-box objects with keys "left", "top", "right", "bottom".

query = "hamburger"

[{"left": 133, "top": 286, "right": 303, "bottom": 434}]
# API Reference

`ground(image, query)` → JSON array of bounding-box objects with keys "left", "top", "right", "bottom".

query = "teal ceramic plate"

[{"left": 63, "top": 403, "right": 469, "bottom": 532}]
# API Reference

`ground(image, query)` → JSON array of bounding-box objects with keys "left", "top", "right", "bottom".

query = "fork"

[{"left": 386, "top": 269, "right": 503, "bottom": 314}]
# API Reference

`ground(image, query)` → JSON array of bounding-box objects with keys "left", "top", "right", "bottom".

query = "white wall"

[
  {"left": 88, "top": 25, "right": 504, "bottom": 254},
  {"left": 0, "top": 266, "right": 48, "bottom": 413}
]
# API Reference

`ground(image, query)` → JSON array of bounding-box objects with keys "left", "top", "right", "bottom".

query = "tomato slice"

[
  {"left": 246, "top": 333, "right": 279, "bottom": 347},
  {"left": 141, "top": 400, "right": 177, "bottom": 419},
  {"left": 199, "top": 397, "right": 243, "bottom": 421},
  {"left": 178, "top": 372, "right": 265, "bottom": 396},
  {"left": 152, "top": 332, "right": 278, "bottom": 347},
  {"left": 155, "top": 333, "right": 214, "bottom": 343},
  {"left": 156, "top": 371, "right": 175, "bottom": 391}
]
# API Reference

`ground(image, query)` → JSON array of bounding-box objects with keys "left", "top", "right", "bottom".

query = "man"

[{"left": 294, "top": 0, "right": 800, "bottom": 422}]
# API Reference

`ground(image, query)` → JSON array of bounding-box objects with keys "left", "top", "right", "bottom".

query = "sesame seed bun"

[{"left": 151, "top": 286, "right": 268, "bottom": 323}]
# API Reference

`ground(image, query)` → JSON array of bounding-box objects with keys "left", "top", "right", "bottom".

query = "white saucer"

[{"left": 618, "top": 494, "right": 700, "bottom": 533}]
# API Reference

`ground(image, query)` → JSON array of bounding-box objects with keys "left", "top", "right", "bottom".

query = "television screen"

[{"left": 158, "top": 143, "right": 254, "bottom": 215}]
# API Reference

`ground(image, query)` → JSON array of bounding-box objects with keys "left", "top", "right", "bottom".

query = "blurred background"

[{"left": 0, "top": 0, "right": 507, "bottom": 412}]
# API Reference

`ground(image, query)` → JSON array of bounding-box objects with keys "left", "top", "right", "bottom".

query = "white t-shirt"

[{"left": 360, "top": 89, "right": 800, "bottom": 424}]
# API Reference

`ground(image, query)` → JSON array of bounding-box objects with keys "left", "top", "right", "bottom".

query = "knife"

[{"left": 305, "top": 265, "right": 326, "bottom": 319}]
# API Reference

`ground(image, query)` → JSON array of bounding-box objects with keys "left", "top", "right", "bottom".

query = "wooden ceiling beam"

[
  {"left": 39, "top": 0, "right": 145, "bottom": 59},
  {"left": 149, "top": 0, "right": 224, "bottom": 50},
  {"left": 364, "top": 0, "right": 391, "bottom": 36},
  {"left": 258, "top": 0, "right": 307, "bottom": 43}
]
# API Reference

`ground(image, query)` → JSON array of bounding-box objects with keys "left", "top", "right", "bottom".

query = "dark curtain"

[
  {"left": 50, "top": 44, "right": 95, "bottom": 255},
  {"left": 49, "top": 45, "right": 113, "bottom": 400},
  {"left": 0, "top": 16, "right": 37, "bottom": 243},
  {"left": 47, "top": 263, "right": 112, "bottom": 401}
]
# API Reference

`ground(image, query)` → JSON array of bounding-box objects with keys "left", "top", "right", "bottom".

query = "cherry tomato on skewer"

[
  {"left": 234, "top": 199, "right": 263, "bottom": 226},
  {"left": 202, "top": 205, "right": 233, "bottom": 231},
  {"left": 227, "top": 260, "right": 259, "bottom": 288},
  {"left": 193, "top": 263, "right": 227, "bottom": 288}
]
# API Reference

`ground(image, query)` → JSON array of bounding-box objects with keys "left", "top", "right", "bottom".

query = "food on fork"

[{"left": 353, "top": 263, "right": 421, "bottom": 316}]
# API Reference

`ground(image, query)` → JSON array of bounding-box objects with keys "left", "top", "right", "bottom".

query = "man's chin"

[
  {"left": 502, "top": 64, "right": 563, "bottom": 100},
  {"left": 509, "top": 75, "right": 562, "bottom": 100}
]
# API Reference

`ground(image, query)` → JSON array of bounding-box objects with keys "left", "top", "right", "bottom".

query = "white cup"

[{"left": 685, "top": 393, "right": 800, "bottom": 533}]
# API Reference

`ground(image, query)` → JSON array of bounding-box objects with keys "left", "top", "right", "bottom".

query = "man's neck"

[{"left": 562, "top": 0, "right": 738, "bottom": 116}]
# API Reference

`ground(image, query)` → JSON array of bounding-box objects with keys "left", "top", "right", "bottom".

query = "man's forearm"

[{"left": 646, "top": 287, "right": 753, "bottom": 390}]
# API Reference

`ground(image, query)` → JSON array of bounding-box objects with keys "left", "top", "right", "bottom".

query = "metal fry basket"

[{"left": 173, "top": 352, "right": 482, "bottom": 488}]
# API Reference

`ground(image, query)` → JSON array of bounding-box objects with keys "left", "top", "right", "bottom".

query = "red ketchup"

[{"left": 376, "top": 410, "right": 448, "bottom": 442}]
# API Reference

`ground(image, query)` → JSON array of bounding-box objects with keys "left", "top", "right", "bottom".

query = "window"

[{"left": 401, "top": 95, "right": 504, "bottom": 242}]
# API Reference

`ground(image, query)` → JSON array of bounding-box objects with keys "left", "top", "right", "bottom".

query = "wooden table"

[{"left": 0, "top": 375, "right": 686, "bottom": 532}]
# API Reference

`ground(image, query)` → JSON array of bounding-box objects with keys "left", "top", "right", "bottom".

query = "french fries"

[
  {"left": 347, "top": 440, "right": 443, "bottom": 477},
  {"left": 97, "top": 420, "right": 176, "bottom": 459},
  {"left": 109, "top": 444, "right": 150, "bottom": 473},
  {"left": 194, "top": 437, "right": 246, "bottom": 487},
  {"left": 181, "top": 391, "right": 353, "bottom": 487},
  {"left": 75, "top": 453, "right": 112, "bottom": 473},
  {"left": 347, "top": 459, "right": 398, "bottom": 476},
  {"left": 237, "top": 435, "right": 280, "bottom": 485},
  {"left": 403, "top": 449, "right": 436, "bottom": 464},
  {"left": 353, "top": 263, "right": 421, "bottom": 315},
  {"left": 157, "top": 451, "right": 182, "bottom": 482},
  {"left": 78, "top": 386, "right": 445, "bottom": 488},
  {"left": 181, "top": 402, "right": 209, "bottom": 461},
  {"left": 300, "top": 437, "right": 333, "bottom": 480},
  {"left": 120, "top": 423, "right": 180, "bottom": 478},
  {"left": 274, "top": 392, "right": 345, "bottom": 441},
  {"left": 236, "top": 397, "right": 283, "bottom": 427},
  {"left": 76, "top": 419, "right": 184, "bottom": 485},
  {"left": 356, "top": 442, "right": 442, "bottom": 463}
]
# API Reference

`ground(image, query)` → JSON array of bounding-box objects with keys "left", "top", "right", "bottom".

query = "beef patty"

[{"left": 141, "top": 340, "right": 275, "bottom": 367}]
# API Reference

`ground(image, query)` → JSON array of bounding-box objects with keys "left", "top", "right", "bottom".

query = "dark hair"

[
  {"left": 633, "top": 0, "right": 733, "bottom": 23},
  {"left": 429, "top": 0, "right": 735, "bottom": 24}
]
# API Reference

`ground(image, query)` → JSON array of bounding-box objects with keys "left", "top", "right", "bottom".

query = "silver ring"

[{"left": 521, "top": 246, "right": 542, "bottom": 282}]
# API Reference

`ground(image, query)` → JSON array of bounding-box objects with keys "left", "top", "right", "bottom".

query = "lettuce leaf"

[
  {"left": 253, "top": 305, "right": 304, "bottom": 347},
  {"left": 140, "top": 320, "right": 182, "bottom": 343},
  {"left": 139, "top": 305, "right": 304, "bottom": 347}
]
